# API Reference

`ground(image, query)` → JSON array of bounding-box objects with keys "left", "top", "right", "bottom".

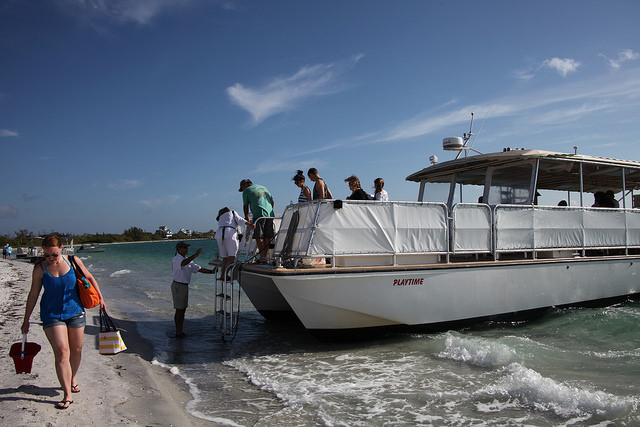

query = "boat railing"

[
  {"left": 263, "top": 201, "right": 640, "bottom": 268},
  {"left": 236, "top": 216, "right": 281, "bottom": 262},
  {"left": 493, "top": 205, "right": 640, "bottom": 258},
  {"left": 273, "top": 200, "right": 449, "bottom": 267},
  {"left": 451, "top": 203, "right": 492, "bottom": 254}
]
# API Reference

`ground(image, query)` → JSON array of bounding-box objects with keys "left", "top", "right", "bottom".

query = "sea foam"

[
  {"left": 152, "top": 357, "right": 243, "bottom": 426},
  {"left": 483, "top": 363, "right": 637, "bottom": 418},
  {"left": 110, "top": 269, "right": 131, "bottom": 277},
  {"left": 436, "top": 332, "right": 517, "bottom": 367}
]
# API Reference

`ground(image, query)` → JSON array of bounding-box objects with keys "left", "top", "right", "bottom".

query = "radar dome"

[{"left": 443, "top": 137, "right": 464, "bottom": 151}]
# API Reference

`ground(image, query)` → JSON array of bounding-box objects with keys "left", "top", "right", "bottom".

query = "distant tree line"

[{"left": 0, "top": 227, "right": 215, "bottom": 247}]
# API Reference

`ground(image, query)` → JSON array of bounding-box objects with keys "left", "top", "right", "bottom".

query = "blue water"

[{"left": 81, "top": 241, "right": 640, "bottom": 425}]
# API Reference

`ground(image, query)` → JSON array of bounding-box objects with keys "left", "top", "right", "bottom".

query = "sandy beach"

[{"left": 0, "top": 258, "right": 210, "bottom": 426}]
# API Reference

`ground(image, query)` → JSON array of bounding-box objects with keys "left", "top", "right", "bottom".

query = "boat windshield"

[{"left": 486, "top": 163, "right": 533, "bottom": 205}]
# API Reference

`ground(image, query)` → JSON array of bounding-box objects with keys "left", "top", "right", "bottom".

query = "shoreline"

[{"left": 0, "top": 258, "right": 210, "bottom": 426}]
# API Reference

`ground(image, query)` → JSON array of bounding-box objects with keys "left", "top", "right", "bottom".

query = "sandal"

[
  {"left": 56, "top": 400, "right": 73, "bottom": 410},
  {"left": 71, "top": 384, "right": 80, "bottom": 393}
]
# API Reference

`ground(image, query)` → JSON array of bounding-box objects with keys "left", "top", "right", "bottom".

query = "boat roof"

[{"left": 406, "top": 149, "right": 640, "bottom": 192}]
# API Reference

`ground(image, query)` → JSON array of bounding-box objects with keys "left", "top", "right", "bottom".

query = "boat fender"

[{"left": 333, "top": 200, "right": 343, "bottom": 210}]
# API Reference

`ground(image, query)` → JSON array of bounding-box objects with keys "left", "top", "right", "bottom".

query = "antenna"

[{"left": 451, "top": 112, "right": 482, "bottom": 159}]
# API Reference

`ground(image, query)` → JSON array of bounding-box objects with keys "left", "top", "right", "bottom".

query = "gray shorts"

[
  {"left": 254, "top": 218, "right": 275, "bottom": 239},
  {"left": 43, "top": 311, "right": 86, "bottom": 330},
  {"left": 171, "top": 280, "right": 189, "bottom": 310}
]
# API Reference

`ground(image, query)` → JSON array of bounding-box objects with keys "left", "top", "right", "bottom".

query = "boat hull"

[
  {"left": 239, "top": 269, "right": 294, "bottom": 318},
  {"left": 259, "top": 257, "right": 640, "bottom": 330}
]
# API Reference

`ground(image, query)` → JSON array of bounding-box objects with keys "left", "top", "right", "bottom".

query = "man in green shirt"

[{"left": 239, "top": 179, "right": 275, "bottom": 263}]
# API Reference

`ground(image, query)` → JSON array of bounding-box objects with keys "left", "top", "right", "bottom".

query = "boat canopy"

[{"left": 406, "top": 150, "right": 640, "bottom": 193}]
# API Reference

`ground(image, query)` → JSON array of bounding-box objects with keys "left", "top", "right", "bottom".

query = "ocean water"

[{"left": 81, "top": 241, "right": 640, "bottom": 426}]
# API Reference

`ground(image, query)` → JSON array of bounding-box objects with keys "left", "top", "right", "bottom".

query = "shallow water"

[{"left": 83, "top": 241, "right": 640, "bottom": 426}]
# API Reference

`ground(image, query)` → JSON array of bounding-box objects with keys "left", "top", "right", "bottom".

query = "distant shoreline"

[{"left": 93, "top": 238, "right": 212, "bottom": 246}]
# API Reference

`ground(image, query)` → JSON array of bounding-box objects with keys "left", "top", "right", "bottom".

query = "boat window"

[
  {"left": 422, "top": 181, "right": 452, "bottom": 203},
  {"left": 450, "top": 183, "right": 485, "bottom": 205},
  {"left": 486, "top": 163, "right": 533, "bottom": 205}
]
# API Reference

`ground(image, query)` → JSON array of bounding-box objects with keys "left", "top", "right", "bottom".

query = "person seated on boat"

[
  {"left": 592, "top": 191, "right": 614, "bottom": 208},
  {"left": 292, "top": 170, "right": 312, "bottom": 203},
  {"left": 605, "top": 190, "right": 619, "bottom": 208},
  {"left": 307, "top": 168, "right": 333, "bottom": 200},
  {"left": 215, "top": 207, "right": 255, "bottom": 280},
  {"left": 344, "top": 175, "right": 369, "bottom": 200},
  {"left": 478, "top": 196, "right": 484, "bottom": 204},
  {"left": 369, "top": 177, "right": 389, "bottom": 201},
  {"left": 558, "top": 200, "right": 568, "bottom": 207}
]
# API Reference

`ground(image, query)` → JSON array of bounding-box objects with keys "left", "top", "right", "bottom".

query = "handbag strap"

[
  {"left": 69, "top": 255, "right": 86, "bottom": 279},
  {"left": 99, "top": 308, "right": 118, "bottom": 332}
]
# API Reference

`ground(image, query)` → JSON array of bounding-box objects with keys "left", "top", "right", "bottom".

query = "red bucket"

[{"left": 9, "top": 334, "right": 41, "bottom": 374}]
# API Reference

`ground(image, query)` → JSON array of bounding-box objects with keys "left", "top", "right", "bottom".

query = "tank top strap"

[{"left": 44, "top": 255, "right": 72, "bottom": 275}]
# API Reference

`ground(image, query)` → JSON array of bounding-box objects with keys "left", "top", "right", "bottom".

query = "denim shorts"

[{"left": 43, "top": 311, "right": 86, "bottom": 330}]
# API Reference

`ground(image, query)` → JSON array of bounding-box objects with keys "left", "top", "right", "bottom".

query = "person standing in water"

[{"left": 171, "top": 241, "right": 214, "bottom": 337}]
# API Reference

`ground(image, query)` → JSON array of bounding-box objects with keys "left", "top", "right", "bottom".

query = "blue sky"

[{"left": 1, "top": 0, "right": 639, "bottom": 235}]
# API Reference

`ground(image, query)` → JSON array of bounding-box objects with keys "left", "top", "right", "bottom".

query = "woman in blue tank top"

[{"left": 21, "top": 234, "right": 105, "bottom": 410}]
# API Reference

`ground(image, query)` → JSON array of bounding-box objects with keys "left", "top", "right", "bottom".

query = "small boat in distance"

[
  {"left": 222, "top": 127, "right": 640, "bottom": 339},
  {"left": 77, "top": 245, "right": 105, "bottom": 253}
]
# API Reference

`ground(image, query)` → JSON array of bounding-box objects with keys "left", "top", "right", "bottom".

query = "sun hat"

[{"left": 175, "top": 241, "right": 190, "bottom": 249}]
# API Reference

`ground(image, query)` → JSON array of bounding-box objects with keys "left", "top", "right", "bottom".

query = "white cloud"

[
  {"left": 140, "top": 194, "right": 180, "bottom": 208},
  {"left": 107, "top": 179, "right": 142, "bottom": 189},
  {"left": 0, "top": 129, "right": 18, "bottom": 137},
  {"left": 341, "top": 71, "right": 640, "bottom": 146},
  {"left": 599, "top": 49, "right": 639, "bottom": 70},
  {"left": 227, "top": 55, "right": 363, "bottom": 125},
  {"left": 0, "top": 205, "right": 18, "bottom": 218},
  {"left": 541, "top": 57, "right": 581, "bottom": 77},
  {"left": 55, "top": 0, "right": 199, "bottom": 25}
]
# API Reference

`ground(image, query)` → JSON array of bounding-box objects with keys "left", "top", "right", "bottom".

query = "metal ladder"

[{"left": 214, "top": 263, "right": 242, "bottom": 341}]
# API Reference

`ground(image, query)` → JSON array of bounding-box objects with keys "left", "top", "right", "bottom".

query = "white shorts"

[{"left": 216, "top": 234, "right": 239, "bottom": 258}]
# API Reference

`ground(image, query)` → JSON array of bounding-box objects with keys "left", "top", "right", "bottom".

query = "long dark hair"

[{"left": 374, "top": 177, "right": 384, "bottom": 195}]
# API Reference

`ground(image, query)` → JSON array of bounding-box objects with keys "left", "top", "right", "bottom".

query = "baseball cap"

[
  {"left": 175, "top": 241, "right": 190, "bottom": 249},
  {"left": 238, "top": 179, "right": 252, "bottom": 192}
]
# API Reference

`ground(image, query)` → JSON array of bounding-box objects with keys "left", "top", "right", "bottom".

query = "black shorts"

[{"left": 254, "top": 218, "right": 275, "bottom": 239}]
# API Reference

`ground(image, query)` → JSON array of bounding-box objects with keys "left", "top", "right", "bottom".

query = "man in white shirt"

[{"left": 171, "top": 241, "right": 214, "bottom": 337}]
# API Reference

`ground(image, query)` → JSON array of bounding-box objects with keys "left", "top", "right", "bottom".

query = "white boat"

[
  {"left": 235, "top": 140, "right": 640, "bottom": 336},
  {"left": 77, "top": 245, "right": 105, "bottom": 253}
]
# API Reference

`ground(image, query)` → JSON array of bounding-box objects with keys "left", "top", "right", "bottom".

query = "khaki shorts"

[{"left": 171, "top": 281, "right": 189, "bottom": 309}]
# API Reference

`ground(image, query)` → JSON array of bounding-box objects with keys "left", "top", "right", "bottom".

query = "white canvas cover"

[
  {"left": 451, "top": 204, "right": 492, "bottom": 253},
  {"left": 272, "top": 201, "right": 640, "bottom": 262},
  {"left": 494, "top": 205, "right": 633, "bottom": 251},
  {"left": 626, "top": 210, "right": 640, "bottom": 246},
  {"left": 274, "top": 201, "right": 448, "bottom": 257}
]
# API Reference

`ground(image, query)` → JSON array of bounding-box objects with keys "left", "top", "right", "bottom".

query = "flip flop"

[
  {"left": 71, "top": 384, "right": 80, "bottom": 393},
  {"left": 56, "top": 400, "right": 73, "bottom": 410}
]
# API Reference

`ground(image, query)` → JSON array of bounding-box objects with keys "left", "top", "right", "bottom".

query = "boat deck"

[{"left": 241, "top": 252, "right": 640, "bottom": 276}]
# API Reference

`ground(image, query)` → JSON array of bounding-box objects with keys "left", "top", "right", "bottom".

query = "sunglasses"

[{"left": 44, "top": 253, "right": 60, "bottom": 258}]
